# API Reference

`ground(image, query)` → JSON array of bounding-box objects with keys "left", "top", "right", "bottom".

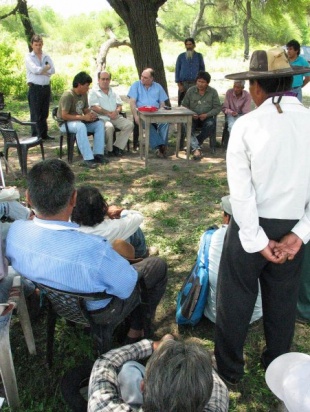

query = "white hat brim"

[{"left": 265, "top": 352, "right": 310, "bottom": 401}]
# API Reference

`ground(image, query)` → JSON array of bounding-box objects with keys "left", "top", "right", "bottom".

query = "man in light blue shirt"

[
  {"left": 128, "top": 68, "right": 169, "bottom": 158},
  {"left": 6, "top": 159, "right": 167, "bottom": 342}
]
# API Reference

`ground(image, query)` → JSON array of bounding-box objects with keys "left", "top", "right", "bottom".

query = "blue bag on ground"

[{"left": 176, "top": 227, "right": 217, "bottom": 326}]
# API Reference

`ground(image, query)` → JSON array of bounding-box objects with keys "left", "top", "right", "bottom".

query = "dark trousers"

[
  {"left": 178, "top": 81, "right": 196, "bottom": 106},
  {"left": 192, "top": 117, "right": 216, "bottom": 148},
  {"left": 297, "top": 241, "right": 310, "bottom": 319},
  {"left": 27, "top": 84, "right": 51, "bottom": 138},
  {"left": 215, "top": 217, "right": 304, "bottom": 382},
  {"left": 90, "top": 257, "right": 167, "bottom": 336}
]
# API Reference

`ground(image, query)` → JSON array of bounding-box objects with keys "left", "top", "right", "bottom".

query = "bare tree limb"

[
  {"left": 156, "top": 20, "right": 183, "bottom": 41},
  {"left": 0, "top": 3, "right": 19, "bottom": 20},
  {"left": 96, "top": 28, "right": 131, "bottom": 72}
]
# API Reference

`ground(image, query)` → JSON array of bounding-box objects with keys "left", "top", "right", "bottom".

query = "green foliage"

[
  {"left": 107, "top": 64, "right": 137, "bottom": 87},
  {"left": 0, "top": 36, "right": 27, "bottom": 98},
  {"left": 51, "top": 73, "right": 69, "bottom": 98}
]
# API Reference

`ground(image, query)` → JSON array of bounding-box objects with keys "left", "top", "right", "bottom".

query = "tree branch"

[
  {"left": 156, "top": 20, "right": 183, "bottom": 41},
  {"left": 0, "top": 3, "right": 19, "bottom": 20}
]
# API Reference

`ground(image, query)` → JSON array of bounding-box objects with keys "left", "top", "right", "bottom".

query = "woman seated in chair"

[{"left": 71, "top": 185, "right": 150, "bottom": 259}]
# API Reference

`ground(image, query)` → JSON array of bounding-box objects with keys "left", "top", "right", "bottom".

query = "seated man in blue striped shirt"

[{"left": 5, "top": 159, "right": 167, "bottom": 343}]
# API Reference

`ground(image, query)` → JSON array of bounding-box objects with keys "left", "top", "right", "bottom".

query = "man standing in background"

[
  {"left": 25, "top": 34, "right": 55, "bottom": 140},
  {"left": 175, "top": 38, "right": 205, "bottom": 106},
  {"left": 286, "top": 39, "right": 310, "bottom": 102}
]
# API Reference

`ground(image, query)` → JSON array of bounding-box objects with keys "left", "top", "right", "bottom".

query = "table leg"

[
  {"left": 186, "top": 117, "right": 192, "bottom": 164},
  {"left": 138, "top": 118, "right": 143, "bottom": 160},
  {"left": 144, "top": 119, "right": 150, "bottom": 168},
  {"left": 176, "top": 123, "right": 181, "bottom": 158}
]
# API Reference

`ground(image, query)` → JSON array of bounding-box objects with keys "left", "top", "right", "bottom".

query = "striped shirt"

[{"left": 5, "top": 218, "right": 138, "bottom": 310}]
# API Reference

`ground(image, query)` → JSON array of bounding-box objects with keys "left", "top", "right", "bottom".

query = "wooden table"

[{"left": 138, "top": 107, "right": 195, "bottom": 167}]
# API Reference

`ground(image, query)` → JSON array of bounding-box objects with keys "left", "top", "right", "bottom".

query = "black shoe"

[
  {"left": 81, "top": 160, "right": 98, "bottom": 169},
  {"left": 42, "top": 135, "right": 55, "bottom": 140},
  {"left": 94, "top": 154, "right": 110, "bottom": 164},
  {"left": 113, "top": 145, "right": 124, "bottom": 157}
]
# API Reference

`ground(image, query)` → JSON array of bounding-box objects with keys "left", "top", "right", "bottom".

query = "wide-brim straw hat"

[
  {"left": 225, "top": 47, "right": 310, "bottom": 80},
  {"left": 112, "top": 239, "right": 143, "bottom": 264}
]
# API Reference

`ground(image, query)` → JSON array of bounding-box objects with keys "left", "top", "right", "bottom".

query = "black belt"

[{"left": 28, "top": 83, "right": 50, "bottom": 88}]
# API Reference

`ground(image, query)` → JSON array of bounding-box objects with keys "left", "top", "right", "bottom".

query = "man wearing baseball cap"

[{"left": 214, "top": 48, "right": 310, "bottom": 385}]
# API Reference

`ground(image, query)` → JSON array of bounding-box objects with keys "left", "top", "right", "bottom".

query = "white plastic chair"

[{"left": 0, "top": 275, "right": 36, "bottom": 409}]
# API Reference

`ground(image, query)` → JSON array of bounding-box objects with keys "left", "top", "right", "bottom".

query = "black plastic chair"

[
  {"left": 0, "top": 93, "right": 5, "bottom": 111},
  {"left": 0, "top": 112, "right": 44, "bottom": 175},
  {"left": 35, "top": 282, "right": 140, "bottom": 368},
  {"left": 221, "top": 115, "right": 230, "bottom": 148}
]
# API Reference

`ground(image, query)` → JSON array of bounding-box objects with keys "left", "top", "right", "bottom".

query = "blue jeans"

[
  {"left": 227, "top": 114, "right": 243, "bottom": 134},
  {"left": 127, "top": 228, "right": 147, "bottom": 259},
  {"left": 190, "top": 117, "right": 216, "bottom": 150},
  {"left": 60, "top": 120, "right": 105, "bottom": 161},
  {"left": 149, "top": 123, "right": 169, "bottom": 149}
]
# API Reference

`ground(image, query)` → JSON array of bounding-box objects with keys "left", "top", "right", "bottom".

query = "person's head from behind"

[
  {"left": 72, "top": 71, "right": 93, "bottom": 94},
  {"left": 26, "top": 159, "right": 75, "bottom": 218},
  {"left": 221, "top": 195, "right": 232, "bottom": 225},
  {"left": 143, "top": 340, "right": 213, "bottom": 412},
  {"left": 233, "top": 80, "right": 245, "bottom": 97},
  {"left": 249, "top": 76, "right": 293, "bottom": 107},
  {"left": 71, "top": 186, "right": 108, "bottom": 227}
]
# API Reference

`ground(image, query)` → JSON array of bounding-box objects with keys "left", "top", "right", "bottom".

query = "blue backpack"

[{"left": 176, "top": 227, "right": 218, "bottom": 326}]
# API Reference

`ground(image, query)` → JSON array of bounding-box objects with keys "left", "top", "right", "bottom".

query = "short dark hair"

[
  {"left": 72, "top": 71, "right": 92, "bottom": 88},
  {"left": 143, "top": 340, "right": 213, "bottom": 412},
  {"left": 71, "top": 186, "right": 108, "bottom": 226},
  {"left": 196, "top": 71, "right": 211, "bottom": 83},
  {"left": 184, "top": 37, "right": 196, "bottom": 46},
  {"left": 286, "top": 39, "right": 301, "bottom": 55},
  {"left": 250, "top": 76, "right": 293, "bottom": 94},
  {"left": 31, "top": 34, "right": 43, "bottom": 43},
  {"left": 27, "top": 159, "right": 75, "bottom": 216}
]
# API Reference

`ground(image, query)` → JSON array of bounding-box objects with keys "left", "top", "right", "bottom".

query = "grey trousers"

[{"left": 215, "top": 217, "right": 304, "bottom": 382}]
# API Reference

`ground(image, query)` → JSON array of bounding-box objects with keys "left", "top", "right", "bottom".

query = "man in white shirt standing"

[
  {"left": 89, "top": 71, "right": 133, "bottom": 157},
  {"left": 214, "top": 48, "right": 310, "bottom": 386},
  {"left": 25, "top": 34, "right": 55, "bottom": 140}
]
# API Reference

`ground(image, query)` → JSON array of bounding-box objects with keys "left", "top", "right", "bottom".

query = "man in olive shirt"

[{"left": 182, "top": 71, "right": 221, "bottom": 158}]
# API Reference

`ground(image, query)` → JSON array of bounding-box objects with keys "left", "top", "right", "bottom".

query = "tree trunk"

[
  {"left": 242, "top": 1, "right": 251, "bottom": 60},
  {"left": 106, "top": 0, "right": 169, "bottom": 97},
  {"left": 17, "top": 0, "right": 35, "bottom": 51}
]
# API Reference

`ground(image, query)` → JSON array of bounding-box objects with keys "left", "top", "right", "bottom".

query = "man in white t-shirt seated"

[{"left": 204, "top": 196, "right": 262, "bottom": 323}]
